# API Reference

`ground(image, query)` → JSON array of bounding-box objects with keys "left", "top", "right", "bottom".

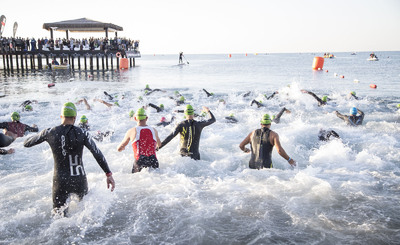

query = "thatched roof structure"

[{"left": 43, "top": 18, "right": 123, "bottom": 32}]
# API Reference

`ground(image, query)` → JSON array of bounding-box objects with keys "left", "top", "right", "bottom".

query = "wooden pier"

[{"left": 0, "top": 49, "right": 140, "bottom": 73}]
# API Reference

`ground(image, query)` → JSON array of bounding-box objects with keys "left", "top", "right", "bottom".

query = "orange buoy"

[
  {"left": 120, "top": 58, "right": 129, "bottom": 69},
  {"left": 312, "top": 57, "right": 324, "bottom": 70},
  {"left": 370, "top": 84, "right": 377, "bottom": 89},
  {"left": 229, "top": 54, "right": 232, "bottom": 58},
  {"left": 340, "top": 75, "right": 344, "bottom": 78}
]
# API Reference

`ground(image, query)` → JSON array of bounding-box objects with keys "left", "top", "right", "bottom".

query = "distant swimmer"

[
  {"left": 272, "top": 107, "right": 291, "bottom": 124},
  {"left": 0, "top": 112, "right": 38, "bottom": 139},
  {"left": 318, "top": 129, "right": 340, "bottom": 141},
  {"left": 347, "top": 91, "right": 359, "bottom": 100},
  {"left": 148, "top": 103, "right": 164, "bottom": 113},
  {"left": 159, "top": 105, "right": 216, "bottom": 160},
  {"left": 301, "top": 90, "right": 328, "bottom": 106},
  {"left": 117, "top": 108, "right": 161, "bottom": 173},
  {"left": 20, "top": 100, "right": 38, "bottom": 108},
  {"left": 265, "top": 91, "right": 279, "bottom": 100},
  {"left": 239, "top": 114, "right": 296, "bottom": 169},
  {"left": 203, "top": 89, "right": 214, "bottom": 97},
  {"left": 250, "top": 100, "right": 264, "bottom": 108},
  {"left": 156, "top": 116, "right": 175, "bottom": 127},
  {"left": 335, "top": 107, "right": 364, "bottom": 126},
  {"left": 170, "top": 96, "right": 185, "bottom": 106},
  {"left": 224, "top": 113, "right": 238, "bottom": 123},
  {"left": 144, "top": 84, "right": 164, "bottom": 95},
  {"left": 78, "top": 115, "right": 113, "bottom": 142},
  {"left": 242, "top": 91, "right": 252, "bottom": 97},
  {"left": 24, "top": 102, "right": 115, "bottom": 217}
]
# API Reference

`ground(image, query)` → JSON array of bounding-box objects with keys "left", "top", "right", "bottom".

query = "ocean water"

[{"left": 0, "top": 52, "right": 399, "bottom": 244}]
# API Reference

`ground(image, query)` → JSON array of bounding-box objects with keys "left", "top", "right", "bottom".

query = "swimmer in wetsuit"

[
  {"left": 335, "top": 107, "right": 364, "bottom": 126},
  {"left": 148, "top": 103, "right": 164, "bottom": 112},
  {"left": 250, "top": 100, "right": 265, "bottom": 108},
  {"left": 0, "top": 133, "right": 16, "bottom": 154},
  {"left": 239, "top": 114, "right": 296, "bottom": 169},
  {"left": 301, "top": 90, "right": 328, "bottom": 106},
  {"left": 272, "top": 107, "right": 291, "bottom": 124},
  {"left": 159, "top": 105, "right": 216, "bottom": 160},
  {"left": 23, "top": 102, "right": 115, "bottom": 216},
  {"left": 117, "top": 108, "right": 161, "bottom": 173},
  {"left": 0, "top": 112, "right": 38, "bottom": 140},
  {"left": 318, "top": 129, "right": 340, "bottom": 141},
  {"left": 78, "top": 115, "right": 114, "bottom": 142},
  {"left": 156, "top": 116, "right": 175, "bottom": 127},
  {"left": 224, "top": 113, "right": 238, "bottom": 123},
  {"left": 203, "top": 88, "right": 214, "bottom": 97}
]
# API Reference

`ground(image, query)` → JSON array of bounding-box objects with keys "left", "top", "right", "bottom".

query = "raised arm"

[{"left": 335, "top": 111, "right": 348, "bottom": 122}]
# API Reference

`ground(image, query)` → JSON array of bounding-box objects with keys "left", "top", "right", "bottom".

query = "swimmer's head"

[
  {"left": 129, "top": 110, "right": 135, "bottom": 118},
  {"left": 138, "top": 96, "right": 143, "bottom": 101},
  {"left": 146, "top": 84, "right": 150, "bottom": 89},
  {"left": 25, "top": 105, "right": 33, "bottom": 111},
  {"left": 397, "top": 104, "right": 400, "bottom": 109},
  {"left": 159, "top": 104, "right": 164, "bottom": 109},
  {"left": 271, "top": 115, "right": 276, "bottom": 120},
  {"left": 350, "top": 107, "right": 357, "bottom": 115},
  {"left": 175, "top": 91, "right": 180, "bottom": 95},
  {"left": 179, "top": 96, "right": 185, "bottom": 102},
  {"left": 229, "top": 113, "right": 234, "bottom": 117},
  {"left": 114, "top": 101, "right": 120, "bottom": 107},
  {"left": 184, "top": 104, "right": 194, "bottom": 115},
  {"left": 351, "top": 91, "right": 356, "bottom": 96},
  {"left": 260, "top": 114, "right": 271, "bottom": 125},
  {"left": 80, "top": 115, "right": 88, "bottom": 123},
  {"left": 11, "top": 112, "right": 20, "bottom": 121},
  {"left": 322, "top": 96, "right": 328, "bottom": 102},
  {"left": 160, "top": 117, "right": 166, "bottom": 122},
  {"left": 61, "top": 102, "right": 77, "bottom": 117},
  {"left": 135, "top": 108, "right": 147, "bottom": 121}
]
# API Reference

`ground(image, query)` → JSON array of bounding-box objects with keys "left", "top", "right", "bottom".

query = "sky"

[{"left": 1, "top": 0, "right": 400, "bottom": 54}]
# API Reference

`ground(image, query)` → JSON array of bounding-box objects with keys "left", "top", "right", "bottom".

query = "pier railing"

[{"left": 0, "top": 49, "right": 141, "bottom": 73}]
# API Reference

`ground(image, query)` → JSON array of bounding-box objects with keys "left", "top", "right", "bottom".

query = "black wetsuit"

[
  {"left": 249, "top": 127, "right": 274, "bottom": 169},
  {"left": 303, "top": 91, "right": 326, "bottom": 106},
  {"left": 203, "top": 89, "right": 213, "bottom": 97},
  {"left": 160, "top": 111, "right": 216, "bottom": 160},
  {"left": 0, "top": 133, "right": 15, "bottom": 147},
  {"left": 224, "top": 116, "right": 238, "bottom": 123},
  {"left": 0, "top": 121, "right": 39, "bottom": 137},
  {"left": 148, "top": 103, "right": 164, "bottom": 112},
  {"left": 24, "top": 124, "right": 111, "bottom": 212},
  {"left": 318, "top": 129, "right": 340, "bottom": 141},
  {"left": 156, "top": 117, "right": 175, "bottom": 127},
  {"left": 250, "top": 100, "right": 264, "bottom": 108},
  {"left": 145, "top": 89, "right": 162, "bottom": 96},
  {"left": 265, "top": 91, "right": 278, "bottom": 100},
  {"left": 272, "top": 107, "right": 287, "bottom": 124},
  {"left": 336, "top": 109, "right": 364, "bottom": 126}
]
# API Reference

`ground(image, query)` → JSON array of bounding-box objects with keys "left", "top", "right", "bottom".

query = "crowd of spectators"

[{"left": 0, "top": 37, "right": 139, "bottom": 53}]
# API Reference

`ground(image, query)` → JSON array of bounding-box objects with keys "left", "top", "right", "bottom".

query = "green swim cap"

[
  {"left": 135, "top": 108, "right": 147, "bottom": 120},
  {"left": 229, "top": 113, "right": 234, "bottom": 117},
  {"left": 11, "top": 112, "right": 20, "bottom": 121},
  {"left": 80, "top": 115, "right": 88, "bottom": 123},
  {"left": 114, "top": 101, "right": 120, "bottom": 107},
  {"left": 185, "top": 104, "right": 194, "bottom": 115},
  {"left": 25, "top": 105, "right": 33, "bottom": 111},
  {"left": 259, "top": 100, "right": 263, "bottom": 104},
  {"left": 129, "top": 110, "right": 135, "bottom": 118},
  {"left": 351, "top": 91, "right": 356, "bottom": 96},
  {"left": 271, "top": 115, "right": 276, "bottom": 120},
  {"left": 260, "top": 114, "right": 271, "bottom": 125},
  {"left": 210, "top": 92, "right": 214, "bottom": 96},
  {"left": 219, "top": 99, "right": 225, "bottom": 103},
  {"left": 174, "top": 91, "right": 180, "bottom": 95},
  {"left": 61, "top": 102, "right": 77, "bottom": 117},
  {"left": 138, "top": 96, "right": 143, "bottom": 101},
  {"left": 180, "top": 96, "right": 185, "bottom": 102},
  {"left": 397, "top": 104, "right": 400, "bottom": 108},
  {"left": 146, "top": 84, "right": 150, "bottom": 89},
  {"left": 160, "top": 104, "right": 164, "bottom": 109},
  {"left": 322, "top": 96, "right": 328, "bottom": 102},
  {"left": 144, "top": 90, "right": 149, "bottom": 94}
]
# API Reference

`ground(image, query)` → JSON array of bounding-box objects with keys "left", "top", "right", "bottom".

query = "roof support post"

[
  {"left": 105, "top": 27, "right": 108, "bottom": 38},
  {"left": 66, "top": 30, "right": 69, "bottom": 39}
]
